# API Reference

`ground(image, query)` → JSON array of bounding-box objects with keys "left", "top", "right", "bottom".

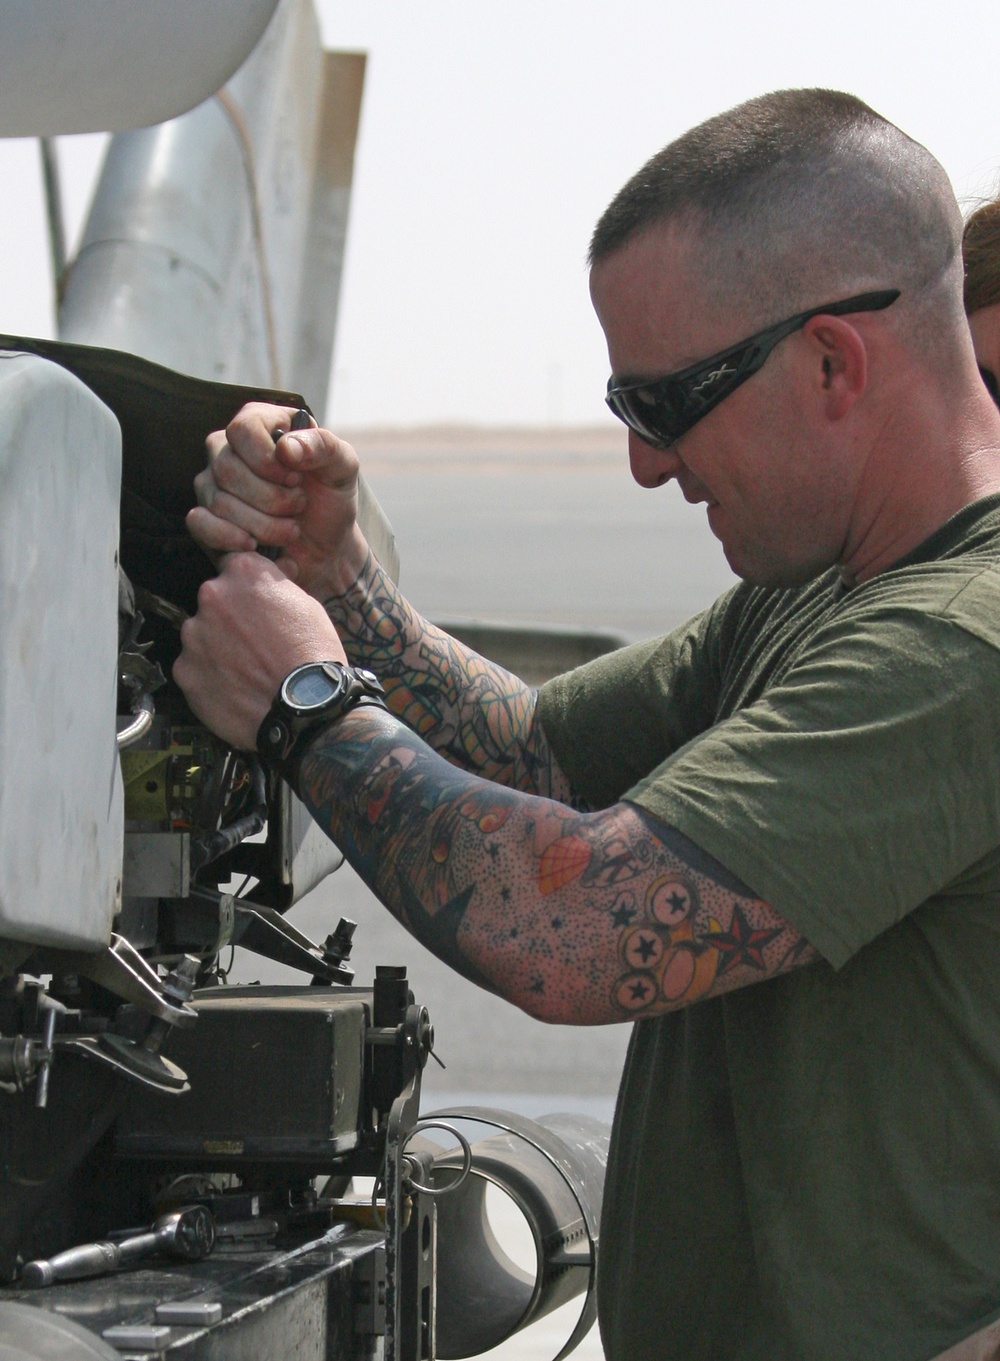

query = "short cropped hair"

[{"left": 590, "top": 89, "right": 963, "bottom": 329}]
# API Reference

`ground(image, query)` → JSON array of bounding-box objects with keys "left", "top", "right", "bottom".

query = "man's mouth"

[{"left": 678, "top": 478, "right": 716, "bottom": 509}]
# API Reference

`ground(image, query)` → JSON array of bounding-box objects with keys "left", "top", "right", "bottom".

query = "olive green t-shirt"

[{"left": 537, "top": 495, "right": 1000, "bottom": 1361}]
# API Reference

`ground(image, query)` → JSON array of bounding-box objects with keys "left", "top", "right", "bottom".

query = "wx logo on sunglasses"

[{"left": 690, "top": 363, "right": 738, "bottom": 401}]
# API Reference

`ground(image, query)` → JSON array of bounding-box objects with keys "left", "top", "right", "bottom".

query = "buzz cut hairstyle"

[{"left": 589, "top": 88, "right": 964, "bottom": 328}]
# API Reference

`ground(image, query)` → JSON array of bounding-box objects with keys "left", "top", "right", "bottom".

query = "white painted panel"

[
  {"left": 59, "top": 0, "right": 325, "bottom": 390},
  {"left": 0, "top": 1, "right": 281, "bottom": 136},
  {"left": 0, "top": 355, "right": 122, "bottom": 950}
]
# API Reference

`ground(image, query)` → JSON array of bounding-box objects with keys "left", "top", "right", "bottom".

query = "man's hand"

[
  {"left": 187, "top": 402, "right": 369, "bottom": 600},
  {"left": 173, "top": 552, "right": 347, "bottom": 750}
]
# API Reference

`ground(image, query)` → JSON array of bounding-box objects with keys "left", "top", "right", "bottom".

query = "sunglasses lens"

[{"left": 607, "top": 383, "right": 685, "bottom": 447}]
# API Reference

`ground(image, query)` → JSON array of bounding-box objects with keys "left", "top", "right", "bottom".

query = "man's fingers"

[
  {"left": 273, "top": 554, "right": 300, "bottom": 582},
  {"left": 217, "top": 547, "right": 285, "bottom": 585},
  {"left": 274, "top": 427, "right": 361, "bottom": 489},
  {"left": 186, "top": 505, "right": 257, "bottom": 556},
  {"left": 192, "top": 407, "right": 362, "bottom": 603},
  {"left": 216, "top": 406, "right": 306, "bottom": 489},
  {"left": 191, "top": 549, "right": 285, "bottom": 619},
  {"left": 206, "top": 426, "right": 296, "bottom": 486},
  {"left": 196, "top": 444, "right": 301, "bottom": 518},
  {"left": 206, "top": 443, "right": 307, "bottom": 516},
  {"left": 186, "top": 500, "right": 298, "bottom": 555}
]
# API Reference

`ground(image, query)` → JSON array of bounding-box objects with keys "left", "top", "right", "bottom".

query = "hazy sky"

[{"left": 1, "top": 0, "right": 999, "bottom": 426}]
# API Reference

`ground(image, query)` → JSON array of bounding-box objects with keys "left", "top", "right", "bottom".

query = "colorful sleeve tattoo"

[
  {"left": 323, "top": 550, "right": 576, "bottom": 802},
  {"left": 296, "top": 708, "right": 819, "bottom": 1025}
]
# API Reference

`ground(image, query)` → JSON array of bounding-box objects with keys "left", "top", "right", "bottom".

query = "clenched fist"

[
  {"left": 173, "top": 552, "right": 348, "bottom": 750},
  {"left": 187, "top": 402, "right": 370, "bottom": 601}
]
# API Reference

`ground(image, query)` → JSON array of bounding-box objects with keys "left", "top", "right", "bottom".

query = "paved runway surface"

[
  {"left": 357, "top": 424, "right": 739, "bottom": 640},
  {"left": 230, "top": 427, "right": 739, "bottom": 1360}
]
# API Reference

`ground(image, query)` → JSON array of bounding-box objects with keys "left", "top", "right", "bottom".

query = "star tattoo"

[
  {"left": 396, "top": 880, "right": 494, "bottom": 987},
  {"left": 708, "top": 902, "right": 783, "bottom": 974},
  {"left": 633, "top": 933, "right": 659, "bottom": 964},
  {"left": 610, "top": 902, "right": 637, "bottom": 928}
]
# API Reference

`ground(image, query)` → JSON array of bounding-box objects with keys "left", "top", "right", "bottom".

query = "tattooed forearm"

[
  {"left": 297, "top": 710, "right": 819, "bottom": 1024},
  {"left": 323, "top": 550, "right": 578, "bottom": 801}
]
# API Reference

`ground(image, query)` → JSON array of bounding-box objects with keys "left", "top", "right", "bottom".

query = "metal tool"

[
  {"left": 21, "top": 1205, "right": 215, "bottom": 1287},
  {"left": 259, "top": 406, "right": 311, "bottom": 561}
]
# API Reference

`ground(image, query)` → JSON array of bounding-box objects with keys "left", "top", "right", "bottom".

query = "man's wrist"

[
  {"left": 256, "top": 660, "right": 387, "bottom": 782},
  {"left": 312, "top": 525, "right": 373, "bottom": 606},
  {"left": 265, "top": 706, "right": 382, "bottom": 791}
]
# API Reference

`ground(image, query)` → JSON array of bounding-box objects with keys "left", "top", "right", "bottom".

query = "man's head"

[
  {"left": 589, "top": 89, "right": 977, "bottom": 587},
  {"left": 591, "top": 89, "right": 961, "bottom": 327}
]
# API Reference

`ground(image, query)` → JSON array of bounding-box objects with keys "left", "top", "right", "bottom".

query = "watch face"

[{"left": 284, "top": 665, "right": 342, "bottom": 710}]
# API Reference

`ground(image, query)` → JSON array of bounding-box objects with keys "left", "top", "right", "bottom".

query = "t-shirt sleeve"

[
  {"left": 623, "top": 603, "right": 1000, "bottom": 968},
  {"left": 536, "top": 600, "right": 727, "bottom": 810}
]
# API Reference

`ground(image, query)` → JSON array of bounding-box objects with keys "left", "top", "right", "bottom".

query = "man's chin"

[{"left": 723, "top": 540, "right": 834, "bottom": 590}]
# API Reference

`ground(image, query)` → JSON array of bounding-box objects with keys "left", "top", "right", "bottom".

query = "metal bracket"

[
  {"left": 233, "top": 901, "right": 354, "bottom": 985},
  {"left": 54, "top": 1035, "right": 189, "bottom": 1095},
  {"left": 354, "top": 1241, "right": 387, "bottom": 1337},
  {"left": 384, "top": 1069, "right": 423, "bottom": 1361},
  {"left": 371, "top": 966, "right": 433, "bottom": 1361},
  {"left": 42, "top": 934, "right": 197, "bottom": 1026}
]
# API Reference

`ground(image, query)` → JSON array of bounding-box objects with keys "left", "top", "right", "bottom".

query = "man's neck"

[{"left": 839, "top": 377, "right": 1000, "bottom": 586}]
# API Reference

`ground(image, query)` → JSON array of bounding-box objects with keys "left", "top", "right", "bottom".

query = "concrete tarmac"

[{"left": 229, "top": 427, "right": 739, "bottom": 1360}]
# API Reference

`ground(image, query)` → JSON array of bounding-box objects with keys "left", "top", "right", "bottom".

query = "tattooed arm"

[
  {"left": 295, "top": 706, "right": 820, "bottom": 1025},
  {"left": 187, "top": 405, "right": 573, "bottom": 800},
  {"left": 327, "top": 548, "right": 576, "bottom": 799},
  {"left": 173, "top": 554, "right": 818, "bottom": 1024}
]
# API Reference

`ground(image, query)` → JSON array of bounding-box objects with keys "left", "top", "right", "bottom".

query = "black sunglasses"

[{"left": 605, "top": 288, "right": 901, "bottom": 448}]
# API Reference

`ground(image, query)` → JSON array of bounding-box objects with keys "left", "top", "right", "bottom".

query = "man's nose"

[{"left": 628, "top": 431, "right": 683, "bottom": 488}]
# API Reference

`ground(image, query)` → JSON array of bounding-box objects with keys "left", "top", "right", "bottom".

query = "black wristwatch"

[{"left": 256, "top": 661, "right": 388, "bottom": 776}]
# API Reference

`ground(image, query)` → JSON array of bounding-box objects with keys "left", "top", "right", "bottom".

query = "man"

[{"left": 175, "top": 89, "right": 1000, "bottom": 1360}]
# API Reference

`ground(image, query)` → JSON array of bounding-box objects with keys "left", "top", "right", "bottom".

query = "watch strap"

[{"left": 257, "top": 663, "right": 388, "bottom": 782}]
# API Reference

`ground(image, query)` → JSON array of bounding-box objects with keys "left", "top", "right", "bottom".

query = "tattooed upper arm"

[
  {"left": 297, "top": 708, "right": 818, "bottom": 1025},
  {"left": 324, "top": 548, "right": 581, "bottom": 800},
  {"left": 446, "top": 799, "right": 819, "bottom": 1023},
  {"left": 569, "top": 807, "right": 820, "bottom": 1021}
]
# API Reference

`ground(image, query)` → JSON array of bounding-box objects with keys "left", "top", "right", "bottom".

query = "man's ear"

[{"left": 803, "top": 315, "right": 868, "bottom": 421}]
